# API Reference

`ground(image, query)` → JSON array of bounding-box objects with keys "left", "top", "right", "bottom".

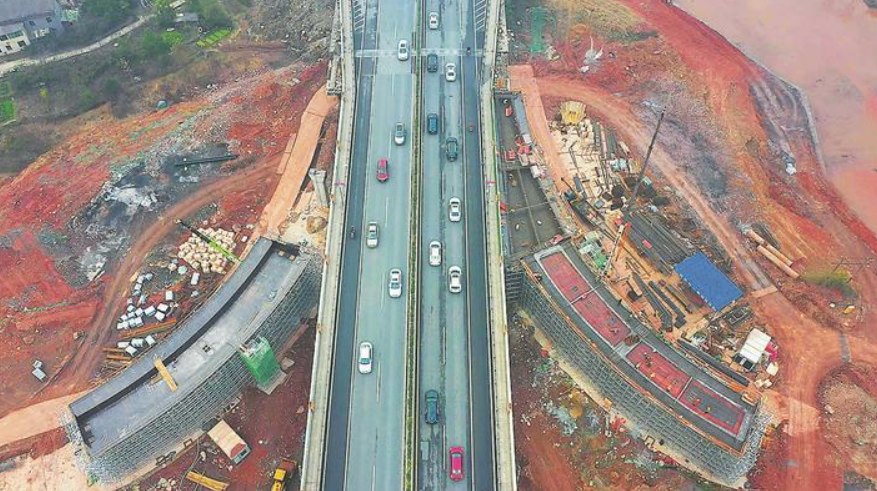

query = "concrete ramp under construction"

[{"left": 66, "top": 238, "right": 321, "bottom": 483}]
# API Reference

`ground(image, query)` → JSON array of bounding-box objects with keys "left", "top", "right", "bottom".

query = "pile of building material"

[
  {"left": 626, "top": 210, "right": 691, "bottom": 273},
  {"left": 177, "top": 227, "right": 236, "bottom": 274},
  {"left": 745, "top": 229, "right": 799, "bottom": 278}
]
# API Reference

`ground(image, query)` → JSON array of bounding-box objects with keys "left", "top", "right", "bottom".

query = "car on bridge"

[
  {"left": 445, "top": 137, "right": 458, "bottom": 161},
  {"left": 366, "top": 222, "right": 379, "bottom": 248},
  {"left": 358, "top": 342, "right": 373, "bottom": 374},
  {"left": 425, "top": 389, "right": 440, "bottom": 424},
  {"left": 388, "top": 268, "right": 403, "bottom": 298},
  {"left": 376, "top": 158, "right": 389, "bottom": 182},
  {"left": 397, "top": 40, "right": 409, "bottom": 61},
  {"left": 448, "top": 198, "right": 462, "bottom": 222},
  {"left": 428, "top": 11, "right": 440, "bottom": 30},
  {"left": 394, "top": 122, "right": 407, "bottom": 145},
  {"left": 449, "top": 446, "right": 465, "bottom": 482},
  {"left": 445, "top": 63, "right": 456, "bottom": 82},
  {"left": 427, "top": 113, "right": 439, "bottom": 134},
  {"left": 448, "top": 266, "right": 462, "bottom": 293},
  {"left": 429, "top": 241, "right": 442, "bottom": 266},
  {"left": 427, "top": 53, "right": 439, "bottom": 73}
]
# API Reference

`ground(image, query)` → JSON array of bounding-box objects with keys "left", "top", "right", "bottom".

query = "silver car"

[
  {"left": 448, "top": 198, "right": 462, "bottom": 222},
  {"left": 429, "top": 12, "right": 439, "bottom": 30},
  {"left": 429, "top": 241, "right": 442, "bottom": 266},
  {"left": 366, "top": 222, "right": 379, "bottom": 248},
  {"left": 394, "top": 122, "right": 406, "bottom": 145},
  {"left": 388, "top": 268, "right": 403, "bottom": 298},
  {"left": 397, "top": 40, "right": 409, "bottom": 61},
  {"left": 358, "top": 341, "right": 373, "bottom": 374},
  {"left": 448, "top": 266, "right": 462, "bottom": 293}
]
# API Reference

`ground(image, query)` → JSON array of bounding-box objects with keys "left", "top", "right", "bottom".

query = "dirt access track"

[{"left": 507, "top": 0, "right": 877, "bottom": 487}]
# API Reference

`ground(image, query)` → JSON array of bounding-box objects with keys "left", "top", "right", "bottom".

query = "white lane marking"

[
  {"left": 385, "top": 194, "right": 390, "bottom": 223},
  {"left": 377, "top": 364, "right": 382, "bottom": 402}
]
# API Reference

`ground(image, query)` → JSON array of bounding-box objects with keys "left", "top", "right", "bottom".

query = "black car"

[
  {"left": 445, "top": 137, "right": 458, "bottom": 161},
  {"left": 427, "top": 53, "right": 439, "bottom": 73},
  {"left": 425, "top": 389, "right": 440, "bottom": 424}
]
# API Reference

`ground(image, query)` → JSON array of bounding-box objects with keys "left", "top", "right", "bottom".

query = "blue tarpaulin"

[{"left": 675, "top": 252, "right": 742, "bottom": 312}]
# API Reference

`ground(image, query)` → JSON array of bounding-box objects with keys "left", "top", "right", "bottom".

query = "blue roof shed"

[{"left": 674, "top": 252, "right": 742, "bottom": 312}]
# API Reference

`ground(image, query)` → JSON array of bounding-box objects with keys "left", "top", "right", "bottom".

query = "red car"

[
  {"left": 449, "top": 446, "right": 464, "bottom": 482},
  {"left": 376, "top": 158, "right": 389, "bottom": 182}
]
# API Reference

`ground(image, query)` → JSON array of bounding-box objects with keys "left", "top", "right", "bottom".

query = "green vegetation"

[
  {"left": 803, "top": 269, "right": 856, "bottom": 297},
  {"left": 162, "top": 30, "right": 185, "bottom": 48},
  {"left": 56, "top": 0, "right": 137, "bottom": 48},
  {"left": 191, "top": 0, "right": 234, "bottom": 31},
  {"left": 0, "top": 81, "right": 12, "bottom": 98},
  {"left": 0, "top": 130, "right": 53, "bottom": 173},
  {"left": 196, "top": 28, "right": 232, "bottom": 48},
  {"left": 0, "top": 99, "right": 16, "bottom": 125}
]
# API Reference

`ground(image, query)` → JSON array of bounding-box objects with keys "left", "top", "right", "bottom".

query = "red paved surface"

[
  {"left": 626, "top": 343, "right": 690, "bottom": 398},
  {"left": 540, "top": 251, "right": 630, "bottom": 346},
  {"left": 680, "top": 380, "right": 745, "bottom": 434}
]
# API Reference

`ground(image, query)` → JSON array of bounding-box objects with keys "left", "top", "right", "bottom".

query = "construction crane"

[
  {"left": 601, "top": 108, "right": 666, "bottom": 278},
  {"left": 176, "top": 219, "right": 240, "bottom": 263}
]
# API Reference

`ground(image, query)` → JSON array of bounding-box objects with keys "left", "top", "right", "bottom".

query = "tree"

[
  {"left": 155, "top": 0, "right": 177, "bottom": 28},
  {"left": 140, "top": 30, "right": 171, "bottom": 59},
  {"left": 103, "top": 78, "right": 121, "bottom": 101},
  {"left": 191, "top": 0, "right": 233, "bottom": 31},
  {"left": 82, "top": 0, "right": 134, "bottom": 25}
]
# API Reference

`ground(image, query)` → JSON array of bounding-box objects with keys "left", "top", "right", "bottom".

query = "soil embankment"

[{"left": 674, "top": 0, "right": 877, "bottom": 236}]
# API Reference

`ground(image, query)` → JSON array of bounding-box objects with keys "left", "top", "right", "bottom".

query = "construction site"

[
  {"left": 0, "top": 0, "right": 876, "bottom": 489},
  {"left": 0, "top": 8, "right": 340, "bottom": 482},
  {"left": 497, "top": 0, "right": 877, "bottom": 489}
]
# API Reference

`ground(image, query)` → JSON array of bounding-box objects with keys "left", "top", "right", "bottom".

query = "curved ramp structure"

[{"left": 66, "top": 238, "right": 322, "bottom": 483}]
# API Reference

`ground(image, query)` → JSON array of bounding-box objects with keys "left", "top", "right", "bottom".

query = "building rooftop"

[
  {"left": 0, "top": 0, "right": 58, "bottom": 25},
  {"left": 70, "top": 238, "right": 306, "bottom": 456},
  {"left": 527, "top": 242, "right": 758, "bottom": 451},
  {"left": 675, "top": 252, "right": 743, "bottom": 312}
]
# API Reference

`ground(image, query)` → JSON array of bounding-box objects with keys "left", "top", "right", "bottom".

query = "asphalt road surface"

[
  {"left": 417, "top": 0, "right": 494, "bottom": 488},
  {"left": 322, "top": 0, "right": 416, "bottom": 487}
]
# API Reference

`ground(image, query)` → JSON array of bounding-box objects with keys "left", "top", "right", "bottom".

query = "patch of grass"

[
  {"left": 196, "top": 28, "right": 232, "bottom": 48},
  {"left": 0, "top": 98, "right": 16, "bottom": 125},
  {"left": 0, "top": 81, "right": 12, "bottom": 98},
  {"left": 803, "top": 269, "right": 856, "bottom": 298},
  {"left": 161, "top": 30, "right": 185, "bottom": 48}
]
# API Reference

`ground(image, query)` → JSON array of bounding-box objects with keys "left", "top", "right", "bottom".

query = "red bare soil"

[
  {"left": 511, "top": 0, "right": 877, "bottom": 488},
  {"left": 0, "top": 62, "right": 328, "bottom": 419},
  {"left": 133, "top": 325, "right": 315, "bottom": 490}
]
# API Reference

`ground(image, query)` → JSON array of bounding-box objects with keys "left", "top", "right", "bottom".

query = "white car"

[
  {"left": 394, "top": 122, "right": 406, "bottom": 145},
  {"left": 366, "top": 222, "right": 379, "bottom": 248},
  {"left": 445, "top": 63, "right": 456, "bottom": 82},
  {"left": 448, "top": 266, "right": 462, "bottom": 293},
  {"left": 429, "top": 12, "right": 440, "bottom": 30},
  {"left": 358, "top": 341, "right": 373, "bottom": 374},
  {"left": 397, "top": 40, "right": 409, "bottom": 61},
  {"left": 448, "top": 198, "right": 462, "bottom": 222},
  {"left": 429, "top": 241, "right": 442, "bottom": 266},
  {"left": 388, "top": 268, "right": 403, "bottom": 298}
]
